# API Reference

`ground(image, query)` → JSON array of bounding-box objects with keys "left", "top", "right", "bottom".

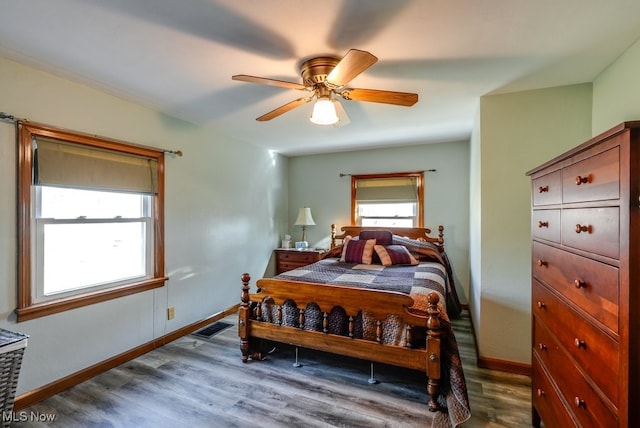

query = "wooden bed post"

[
  {"left": 330, "top": 224, "right": 337, "bottom": 248},
  {"left": 426, "top": 292, "right": 442, "bottom": 411},
  {"left": 239, "top": 273, "right": 251, "bottom": 363}
]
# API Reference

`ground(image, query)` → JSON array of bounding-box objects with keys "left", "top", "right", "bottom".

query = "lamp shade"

[
  {"left": 294, "top": 207, "right": 316, "bottom": 226},
  {"left": 309, "top": 98, "right": 338, "bottom": 125}
]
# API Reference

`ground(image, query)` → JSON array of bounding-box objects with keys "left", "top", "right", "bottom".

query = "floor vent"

[{"left": 192, "top": 321, "right": 233, "bottom": 339}]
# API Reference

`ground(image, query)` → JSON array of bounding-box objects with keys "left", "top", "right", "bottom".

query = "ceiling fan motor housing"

[{"left": 301, "top": 57, "right": 341, "bottom": 87}]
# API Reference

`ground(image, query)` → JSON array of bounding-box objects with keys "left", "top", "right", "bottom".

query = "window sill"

[{"left": 16, "top": 277, "right": 168, "bottom": 322}]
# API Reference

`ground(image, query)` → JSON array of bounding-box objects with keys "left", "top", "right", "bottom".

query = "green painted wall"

[
  {"left": 288, "top": 141, "right": 471, "bottom": 302},
  {"left": 593, "top": 37, "right": 640, "bottom": 134},
  {"left": 473, "top": 84, "right": 592, "bottom": 363},
  {"left": 9, "top": 32, "right": 640, "bottom": 396},
  {"left": 469, "top": 107, "right": 482, "bottom": 340},
  {"left": 0, "top": 57, "right": 288, "bottom": 394}
]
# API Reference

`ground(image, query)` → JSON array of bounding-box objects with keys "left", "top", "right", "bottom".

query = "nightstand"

[{"left": 274, "top": 248, "right": 327, "bottom": 274}]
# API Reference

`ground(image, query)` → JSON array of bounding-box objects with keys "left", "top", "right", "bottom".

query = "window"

[
  {"left": 351, "top": 172, "right": 424, "bottom": 227},
  {"left": 35, "top": 188, "right": 151, "bottom": 301},
  {"left": 17, "top": 122, "right": 166, "bottom": 321}
]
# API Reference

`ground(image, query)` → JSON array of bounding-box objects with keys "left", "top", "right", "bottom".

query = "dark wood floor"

[
  {"left": 452, "top": 312, "right": 532, "bottom": 427},
  {"left": 12, "top": 310, "right": 532, "bottom": 427}
]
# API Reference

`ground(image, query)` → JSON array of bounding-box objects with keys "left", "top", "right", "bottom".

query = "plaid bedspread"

[
  {"left": 277, "top": 258, "right": 448, "bottom": 316},
  {"left": 269, "top": 257, "right": 471, "bottom": 428}
]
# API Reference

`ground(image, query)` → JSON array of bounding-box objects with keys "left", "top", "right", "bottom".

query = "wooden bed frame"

[{"left": 238, "top": 225, "right": 447, "bottom": 411}]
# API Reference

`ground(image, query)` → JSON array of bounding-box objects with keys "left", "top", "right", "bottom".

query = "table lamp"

[{"left": 294, "top": 207, "right": 315, "bottom": 248}]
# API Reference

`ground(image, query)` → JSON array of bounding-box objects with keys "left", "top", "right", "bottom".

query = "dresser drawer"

[
  {"left": 277, "top": 251, "right": 318, "bottom": 263},
  {"left": 533, "top": 170, "right": 562, "bottom": 206},
  {"left": 532, "top": 242, "right": 619, "bottom": 334},
  {"left": 532, "top": 355, "right": 578, "bottom": 428},
  {"left": 532, "top": 209, "right": 560, "bottom": 242},
  {"left": 561, "top": 207, "right": 619, "bottom": 259},
  {"left": 277, "top": 261, "right": 307, "bottom": 272},
  {"left": 562, "top": 146, "right": 620, "bottom": 203},
  {"left": 532, "top": 280, "right": 619, "bottom": 403},
  {"left": 275, "top": 249, "right": 325, "bottom": 274},
  {"left": 533, "top": 318, "right": 618, "bottom": 427}
]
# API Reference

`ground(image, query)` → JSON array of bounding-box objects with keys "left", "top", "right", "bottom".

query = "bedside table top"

[{"left": 275, "top": 248, "right": 327, "bottom": 253}]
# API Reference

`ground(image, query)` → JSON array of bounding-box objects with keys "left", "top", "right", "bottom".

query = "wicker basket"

[{"left": 0, "top": 329, "right": 28, "bottom": 428}]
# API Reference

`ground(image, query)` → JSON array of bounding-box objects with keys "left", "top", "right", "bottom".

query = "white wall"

[
  {"left": 287, "top": 141, "right": 471, "bottom": 302},
  {"left": 0, "top": 57, "right": 288, "bottom": 394},
  {"left": 473, "top": 84, "right": 592, "bottom": 364}
]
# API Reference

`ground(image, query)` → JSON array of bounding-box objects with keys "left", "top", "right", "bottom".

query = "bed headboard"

[{"left": 330, "top": 224, "right": 444, "bottom": 250}]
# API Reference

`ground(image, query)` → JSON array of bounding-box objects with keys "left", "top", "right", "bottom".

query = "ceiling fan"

[{"left": 232, "top": 49, "right": 418, "bottom": 125}]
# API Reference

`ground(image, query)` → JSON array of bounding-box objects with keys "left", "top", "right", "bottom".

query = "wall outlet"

[{"left": 167, "top": 307, "right": 175, "bottom": 320}]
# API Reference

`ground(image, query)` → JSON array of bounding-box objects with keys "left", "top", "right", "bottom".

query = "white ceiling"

[{"left": 1, "top": 0, "right": 640, "bottom": 156}]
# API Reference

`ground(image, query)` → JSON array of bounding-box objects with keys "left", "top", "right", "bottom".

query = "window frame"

[
  {"left": 350, "top": 171, "right": 425, "bottom": 227},
  {"left": 17, "top": 122, "right": 167, "bottom": 322}
]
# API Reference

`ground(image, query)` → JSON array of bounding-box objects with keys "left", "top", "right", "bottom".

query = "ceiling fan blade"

[
  {"left": 340, "top": 88, "right": 418, "bottom": 106},
  {"left": 232, "top": 74, "right": 307, "bottom": 91},
  {"left": 325, "top": 49, "right": 378, "bottom": 88},
  {"left": 256, "top": 97, "right": 313, "bottom": 121}
]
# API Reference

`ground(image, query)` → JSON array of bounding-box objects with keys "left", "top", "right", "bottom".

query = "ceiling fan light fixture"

[
  {"left": 233, "top": 49, "right": 417, "bottom": 123},
  {"left": 310, "top": 97, "right": 339, "bottom": 125}
]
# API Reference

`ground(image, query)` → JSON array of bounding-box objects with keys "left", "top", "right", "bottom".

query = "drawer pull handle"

[
  {"left": 537, "top": 388, "right": 545, "bottom": 398},
  {"left": 538, "top": 221, "right": 549, "bottom": 228},
  {"left": 575, "top": 224, "right": 592, "bottom": 234},
  {"left": 574, "top": 279, "right": 586, "bottom": 289},
  {"left": 537, "top": 301, "right": 546, "bottom": 310},
  {"left": 575, "top": 175, "right": 590, "bottom": 185},
  {"left": 574, "top": 397, "right": 586, "bottom": 408},
  {"left": 538, "top": 185, "right": 549, "bottom": 193},
  {"left": 538, "top": 343, "right": 547, "bottom": 351},
  {"left": 574, "top": 338, "right": 586, "bottom": 349},
  {"left": 537, "top": 259, "right": 548, "bottom": 267}
]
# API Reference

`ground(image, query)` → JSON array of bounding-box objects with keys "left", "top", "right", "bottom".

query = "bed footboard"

[{"left": 238, "top": 273, "right": 444, "bottom": 412}]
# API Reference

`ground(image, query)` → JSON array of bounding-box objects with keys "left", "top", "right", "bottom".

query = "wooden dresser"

[
  {"left": 527, "top": 121, "right": 640, "bottom": 427},
  {"left": 274, "top": 248, "right": 326, "bottom": 274}
]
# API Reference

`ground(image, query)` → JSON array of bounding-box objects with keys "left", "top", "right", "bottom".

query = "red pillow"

[
  {"left": 360, "top": 230, "right": 393, "bottom": 263},
  {"left": 374, "top": 245, "right": 418, "bottom": 266},
  {"left": 340, "top": 237, "right": 376, "bottom": 264},
  {"left": 359, "top": 230, "right": 393, "bottom": 246}
]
